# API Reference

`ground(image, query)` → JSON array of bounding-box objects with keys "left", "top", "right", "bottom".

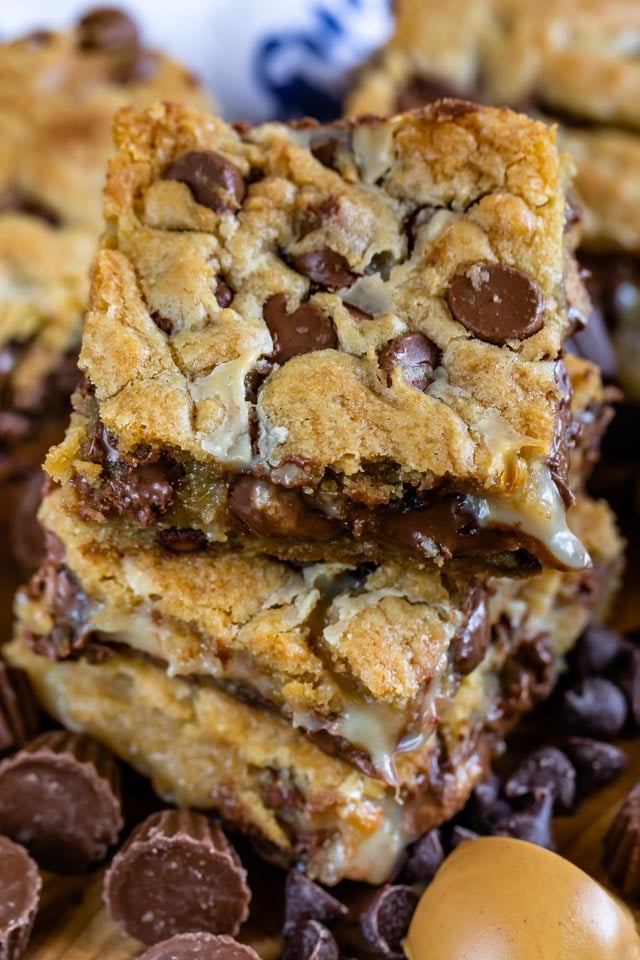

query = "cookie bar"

[
  {"left": 347, "top": 0, "right": 640, "bottom": 399},
  {"left": 7, "top": 494, "right": 623, "bottom": 884},
  {"left": 46, "top": 99, "right": 592, "bottom": 573},
  {"left": 0, "top": 10, "right": 211, "bottom": 520}
]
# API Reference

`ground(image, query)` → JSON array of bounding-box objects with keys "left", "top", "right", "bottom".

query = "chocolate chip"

[
  {"left": 165, "top": 151, "right": 246, "bottom": 213},
  {"left": 395, "top": 74, "right": 464, "bottom": 112},
  {"left": 603, "top": 782, "right": 640, "bottom": 901},
  {"left": 229, "top": 477, "right": 339, "bottom": 541},
  {"left": 495, "top": 788, "right": 555, "bottom": 849},
  {"left": 299, "top": 198, "right": 340, "bottom": 238},
  {"left": 0, "top": 731, "right": 122, "bottom": 872},
  {"left": 139, "top": 934, "right": 261, "bottom": 960},
  {"left": 403, "top": 829, "right": 445, "bottom": 884},
  {"left": 344, "top": 302, "right": 373, "bottom": 323},
  {"left": 464, "top": 775, "right": 514, "bottom": 833},
  {"left": 76, "top": 7, "right": 139, "bottom": 51},
  {"left": 0, "top": 190, "right": 61, "bottom": 227},
  {"left": 560, "top": 738, "right": 628, "bottom": 799},
  {"left": 379, "top": 332, "right": 440, "bottom": 391},
  {"left": 0, "top": 664, "right": 40, "bottom": 756},
  {"left": 448, "top": 825, "right": 479, "bottom": 850},
  {"left": 450, "top": 586, "right": 490, "bottom": 676},
  {"left": 109, "top": 47, "right": 157, "bottom": 84},
  {"left": 360, "top": 886, "right": 419, "bottom": 960},
  {"left": 0, "top": 835, "right": 41, "bottom": 960},
  {"left": 158, "top": 527, "right": 208, "bottom": 554},
  {"left": 566, "top": 309, "right": 619, "bottom": 381},
  {"left": 151, "top": 311, "right": 173, "bottom": 334},
  {"left": 264, "top": 294, "right": 337, "bottom": 362},
  {"left": 310, "top": 138, "right": 341, "bottom": 170},
  {"left": 563, "top": 677, "right": 628, "bottom": 739},
  {"left": 547, "top": 359, "right": 577, "bottom": 508},
  {"left": 569, "top": 624, "right": 629, "bottom": 677},
  {"left": 505, "top": 747, "right": 576, "bottom": 814},
  {"left": 284, "top": 872, "right": 347, "bottom": 936},
  {"left": 614, "top": 647, "right": 640, "bottom": 730},
  {"left": 215, "top": 281, "right": 234, "bottom": 308},
  {"left": 447, "top": 264, "right": 544, "bottom": 344},
  {"left": 405, "top": 205, "right": 439, "bottom": 253},
  {"left": 290, "top": 250, "right": 357, "bottom": 290},
  {"left": 104, "top": 809, "right": 251, "bottom": 944},
  {"left": 283, "top": 921, "right": 339, "bottom": 960}
]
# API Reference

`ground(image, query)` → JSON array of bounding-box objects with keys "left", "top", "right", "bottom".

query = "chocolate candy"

[
  {"left": 378, "top": 333, "right": 440, "bottom": 391},
  {"left": 76, "top": 7, "right": 139, "bottom": 51},
  {"left": 104, "top": 809, "right": 251, "bottom": 945},
  {"left": 138, "top": 933, "right": 261, "bottom": 960},
  {"left": 505, "top": 747, "right": 576, "bottom": 814},
  {"left": 563, "top": 677, "right": 628, "bottom": 739},
  {"left": 165, "top": 151, "right": 246, "bottom": 213},
  {"left": 158, "top": 527, "right": 208, "bottom": 554},
  {"left": 561, "top": 738, "right": 628, "bottom": 799},
  {"left": 570, "top": 624, "right": 629, "bottom": 677},
  {"left": 264, "top": 295, "right": 337, "bottom": 363},
  {"left": 0, "top": 836, "right": 41, "bottom": 960},
  {"left": 290, "top": 249, "right": 357, "bottom": 290},
  {"left": 495, "top": 788, "right": 555, "bottom": 850},
  {"left": 604, "top": 782, "right": 640, "bottom": 901},
  {"left": 403, "top": 828, "right": 445, "bottom": 884},
  {"left": 450, "top": 587, "right": 490, "bottom": 677},
  {"left": 360, "top": 885, "right": 419, "bottom": 959},
  {"left": 446, "top": 263, "right": 543, "bottom": 344},
  {"left": 464, "top": 775, "right": 513, "bottom": 833},
  {"left": 283, "top": 919, "right": 339, "bottom": 960},
  {"left": 228, "top": 477, "right": 338, "bottom": 542},
  {"left": 0, "top": 663, "right": 40, "bottom": 755},
  {"left": 215, "top": 281, "right": 234, "bottom": 309},
  {"left": 0, "top": 731, "right": 122, "bottom": 872},
  {"left": 283, "top": 872, "right": 346, "bottom": 936}
]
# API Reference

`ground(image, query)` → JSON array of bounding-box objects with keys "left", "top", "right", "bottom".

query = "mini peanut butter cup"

[
  {"left": 0, "top": 663, "right": 40, "bottom": 755},
  {"left": 0, "top": 730, "right": 122, "bottom": 872},
  {"left": 0, "top": 835, "right": 41, "bottom": 960},
  {"left": 104, "top": 810, "right": 251, "bottom": 945},
  {"left": 138, "top": 933, "right": 261, "bottom": 960}
]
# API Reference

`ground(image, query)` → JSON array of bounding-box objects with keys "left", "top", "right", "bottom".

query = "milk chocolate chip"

[
  {"left": 229, "top": 477, "right": 338, "bottom": 541},
  {"left": 0, "top": 664, "right": 40, "bottom": 756},
  {"left": 139, "top": 934, "right": 261, "bottom": 960},
  {"left": 447, "top": 264, "right": 544, "bottom": 344},
  {"left": 264, "top": 294, "right": 337, "bottom": 362},
  {"left": 290, "top": 250, "right": 357, "bottom": 290},
  {"left": 165, "top": 151, "right": 246, "bottom": 213},
  {"left": 77, "top": 7, "right": 139, "bottom": 50},
  {"left": 379, "top": 332, "right": 440, "bottom": 391},
  {"left": 0, "top": 836, "right": 41, "bottom": 960},
  {"left": 104, "top": 809, "right": 251, "bottom": 945},
  {"left": 0, "top": 731, "right": 122, "bottom": 872}
]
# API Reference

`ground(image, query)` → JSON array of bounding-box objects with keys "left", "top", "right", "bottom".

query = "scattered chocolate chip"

[
  {"left": 505, "top": 747, "right": 576, "bottom": 814},
  {"left": 104, "top": 809, "right": 251, "bottom": 945},
  {"left": 290, "top": 250, "right": 357, "bottom": 290},
  {"left": 563, "top": 677, "right": 628, "bottom": 739},
  {"left": 0, "top": 664, "right": 40, "bottom": 756},
  {"left": 283, "top": 920, "right": 339, "bottom": 960},
  {"left": 378, "top": 332, "right": 440, "bottom": 391},
  {"left": 229, "top": 477, "right": 339, "bottom": 542},
  {"left": 76, "top": 7, "right": 139, "bottom": 51},
  {"left": 447, "top": 263, "right": 543, "bottom": 344},
  {"left": 158, "top": 527, "right": 208, "bottom": 554},
  {"left": 0, "top": 835, "right": 41, "bottom": 960},
  {"left": 448, "top": 826, "right": 479, "bottom": 850},
  {"left": 151, "top": 311, "right": 173, "bottom": 334},
  {"left": 614, "top": 646, "right": 640, "bottom": 729},
  {"left": 0, "top": 731, "right": 122, "bottom": 872},
  {"left": 604, "top": 782, "right": 640, "bottom": 901},
  {"left": 284, "top": 872, "right": 346, "bottom": 937},
  {"left": 450, "top": 586, "right": 490, "bottom": 676},
  {"left": 403, "top": 829, "right": 445, "bottom": 884},
  {"left": 560, "top": 738, "right": 628, "bottom": 799},
  {"left": 139, "top": 934, "right": 262, "bottom": 960},
  {"left": 215, "top": 281, "right": 234, "bottom": 308},
  {"left": 264, "top": 294, "right": 337, "bottom": 363},
  {"left": 395, "top": 74, "right": 464, "bottom": 112},
  {"left": 165, "top": 151, "right": 246, "bottom": 213},
  {"left": 495, "top": 788, "right": 555, "bottom": 849},
  {"left": 569, "top": 624, "right": 629, "bottom": 677},
  {"left": 464, "top": 775, "right": 513, "bottom": 832},
  {"left": 360, "top": 885, "right": 419, "bottom": 960}
]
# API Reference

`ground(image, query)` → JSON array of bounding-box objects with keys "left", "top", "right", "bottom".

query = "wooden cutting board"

[{"left": 12, "top": 537, "right": 640, "bottom": 958}]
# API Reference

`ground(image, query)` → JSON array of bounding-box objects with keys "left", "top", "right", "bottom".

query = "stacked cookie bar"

[
  {"left": 9, "top": 100, "right": 623, "bottom": 884},
  {"left": 0, "top": 9, "right": 210, "bottom": 571},
  {"left": 348, "top": 0, "right": 640, "bottom": 402}
]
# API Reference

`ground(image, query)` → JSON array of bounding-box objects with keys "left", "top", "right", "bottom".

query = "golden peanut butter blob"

[{"left": 404, "top": 837, "right": 640, "bottom": 960}]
